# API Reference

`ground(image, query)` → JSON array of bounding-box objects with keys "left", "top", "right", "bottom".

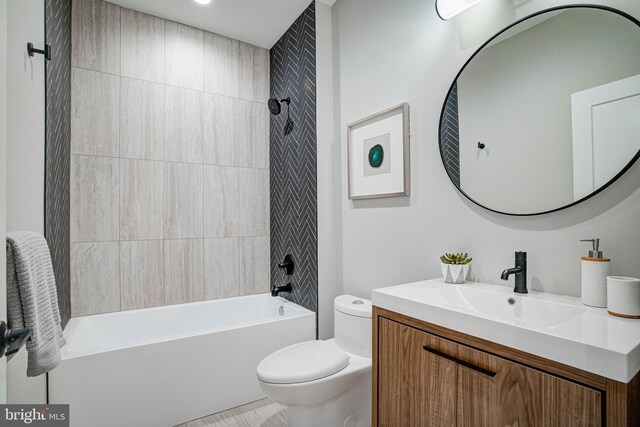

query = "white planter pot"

[{"left": 441, "top": 262, "right": 470, "bottom": 284}]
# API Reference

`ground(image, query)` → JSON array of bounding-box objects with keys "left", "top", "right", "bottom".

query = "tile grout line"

[
  {"left": 162, "top": 17, "right": 167, "bottom": 307},
  {"left": 71, "top": 65, "right": 268, "bottom": 101},
  {"left": 69, "top": 152, "right": 270, "bottom": 171},
  {"left": 202, "top": 33, "right": 206, "bottom": 303},
  {"left": 118, "top": 5, "right": 123, "bottom": 312}
]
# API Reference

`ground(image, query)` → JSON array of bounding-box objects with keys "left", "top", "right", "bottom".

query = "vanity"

[
  {"left": 369, "top": 3, "right": 640, "bottom": 425},
  {"left": 371, "top": 279, "right": 640, "bottom": 426}
]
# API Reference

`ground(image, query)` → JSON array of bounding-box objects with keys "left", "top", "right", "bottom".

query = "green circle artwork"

[{"left": 368, "top": 144, "right": 384, "bottom": 168}]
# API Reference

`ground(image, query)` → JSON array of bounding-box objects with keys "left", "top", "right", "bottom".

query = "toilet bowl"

[{"left": 256, "top": 295, "right": 372, "bottom": 427}]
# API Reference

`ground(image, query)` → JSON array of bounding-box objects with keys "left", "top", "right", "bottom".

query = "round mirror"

[{"left": 439, "top": 5, "right": 640, "bottom": 215}]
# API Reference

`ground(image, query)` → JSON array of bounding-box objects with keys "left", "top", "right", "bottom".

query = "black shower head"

[
  {"left": 267, "top": 97, "right": 290, "bottom": 116},
  {"left": 268, "top": 98, "right": 281, "bottom": 115}
]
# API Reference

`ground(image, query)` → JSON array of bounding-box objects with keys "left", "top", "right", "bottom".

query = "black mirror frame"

[{"left": 438, "top": 4, "right": 640, "bottom": 216}]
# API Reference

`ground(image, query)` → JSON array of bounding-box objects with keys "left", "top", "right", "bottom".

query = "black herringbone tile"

[
  {"left": 270, "top": 2, "right": 318, "bottom": 325},
  {"left": 440, "top": 82, "right": 460, "bottom": 188},
  {"left": 45, "top": 0, "right": 72, "bottom": 328}
]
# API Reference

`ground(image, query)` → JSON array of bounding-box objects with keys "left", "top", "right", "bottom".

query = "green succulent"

[{"left": 440, "top": 252, "right": 472, "bottom": 265}]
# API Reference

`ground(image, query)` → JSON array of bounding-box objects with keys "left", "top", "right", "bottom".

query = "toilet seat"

[{"left": 257, "top": 340, "right": 349, "bottom": 384}]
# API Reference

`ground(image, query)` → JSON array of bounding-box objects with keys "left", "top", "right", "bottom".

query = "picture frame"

[{"left": 347, "top": 103, "right": 410, "bottom": 200}]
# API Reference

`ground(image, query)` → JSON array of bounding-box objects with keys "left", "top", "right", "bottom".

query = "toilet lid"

[{"left": 257, "top": 341, "right": 349, "bottom": 384}]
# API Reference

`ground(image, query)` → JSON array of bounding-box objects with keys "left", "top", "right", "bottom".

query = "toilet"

[{"left": 257, "top": 295, "right": 372, "bottom": 427}]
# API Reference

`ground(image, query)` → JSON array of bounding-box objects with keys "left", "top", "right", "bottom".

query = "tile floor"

[{"left": 176, "top": 398, "right": 286, "bottom": 427}]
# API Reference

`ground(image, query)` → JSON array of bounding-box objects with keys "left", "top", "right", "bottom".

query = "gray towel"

[{"left": 6, "top": 231, "right": 66, "bottom": 377}]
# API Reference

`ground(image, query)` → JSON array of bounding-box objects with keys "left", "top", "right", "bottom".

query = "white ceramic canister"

[
  {"left": 607, "top": 276, "right": 640, "bottom": 319},
  {"left": 580, "top": 238, "right": 610, "bottom": 308}
]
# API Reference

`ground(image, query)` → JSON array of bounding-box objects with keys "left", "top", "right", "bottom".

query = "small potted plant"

[{"left": 440, "top": 252, "right": 472, "bottom": 284}]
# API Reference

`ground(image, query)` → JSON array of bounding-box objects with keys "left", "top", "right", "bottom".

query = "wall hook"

[
  {"left": 477, "top": 142, "right": 485, "bottom": 149},
  {"left": 27, "top": 42, "right": 51, "bottom": 61}
]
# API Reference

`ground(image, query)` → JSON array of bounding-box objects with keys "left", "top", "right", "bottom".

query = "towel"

[{"left": 6, "top": 231, "right": 66, "bottom": 377}]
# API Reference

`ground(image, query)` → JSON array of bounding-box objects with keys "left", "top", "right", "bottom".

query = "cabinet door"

[
  {"left": 378, "top": 318, "right": 457, "bottom": 427},
  {"left": 456, "top": 345, "right": 602, "bottom": 427}
]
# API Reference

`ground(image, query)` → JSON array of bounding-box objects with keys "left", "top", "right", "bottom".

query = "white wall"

[
  {"left": 333, "top": 0, "right": 640, "bottom": 301},
  {"left": 6, "top": 0, "right": 45, "bottom": 235},
  {"left": 458, "top": 9, "right": 640, "bottom": 214},
  {"left": 0, "top": 0, "right": 8, "bottom": 404},
  {"left": 5, "top": 0, "right": 47, "bottom": 404},
  {"left": 316, "top": 1, "right": 342, "bottom": 339}
]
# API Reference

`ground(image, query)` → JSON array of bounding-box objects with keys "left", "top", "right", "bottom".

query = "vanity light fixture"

[
  {"left": 192, "top": 0, "right": 213, "bottom": 5},
  {"left": 436, "top": 0, "right": 484, "bottom": 20}
]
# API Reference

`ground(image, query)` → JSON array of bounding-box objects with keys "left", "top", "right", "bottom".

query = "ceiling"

[{"left": 107, "top": 0, "right": 334, "bottom": 49}]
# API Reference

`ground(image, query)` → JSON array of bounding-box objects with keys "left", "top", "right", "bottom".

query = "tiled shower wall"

[
  {"left": 70, "top": 0, "right": 270, "bottom": 317},
  {"left": 270, "top": 2, "right": 318, "bottom": 316},
  {"left": 46, "top": 0, "right": 72, "bottom": 327}
]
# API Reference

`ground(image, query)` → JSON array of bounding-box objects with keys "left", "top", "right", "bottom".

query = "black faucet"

[
  {"left": 278, "top": 255, "right": 294, "bottom": 276},
  {"left": 271, "top": 283, "right": 292, "bottom": 297},
  {"left": 501, "top": 252, "right": 527, "bottom": 294}
]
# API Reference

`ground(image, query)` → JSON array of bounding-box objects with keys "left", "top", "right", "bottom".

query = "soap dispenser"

[{"left": 580, "top": 238, "right": 610, "bottom": 308}]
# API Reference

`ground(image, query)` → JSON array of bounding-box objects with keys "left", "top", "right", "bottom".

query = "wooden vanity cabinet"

[
  {"left": 373, "top": 307, "right": 640, "bottom": 427},
  {"left": 455, "top": 344, "right": 601, "bottom": 426},
  {"left": 378, "top": 319, "right": 457, "bottom": 426}
]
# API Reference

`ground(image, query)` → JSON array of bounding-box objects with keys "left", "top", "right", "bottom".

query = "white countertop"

[{"left": 372, "top": 278, "right": 640, "bottom": 383}]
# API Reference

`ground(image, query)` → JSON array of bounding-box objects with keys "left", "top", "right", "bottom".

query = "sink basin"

[
  {"left": 416, "top": 285, "right": 585, "bottom": 329},
  {"left": 372, "top": 278, "right": 640, "bottom": 383}
]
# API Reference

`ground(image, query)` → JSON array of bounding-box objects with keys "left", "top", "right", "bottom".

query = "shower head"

[
  {"left": 268, "top": 98, "right": 281, "bottom": 115},
  {"left": 267, "top": 97, "right": 290, "bottom": 116}
]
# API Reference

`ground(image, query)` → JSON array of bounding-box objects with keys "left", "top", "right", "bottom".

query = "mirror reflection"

[{"left": 440, "top": 7, "right": 640, "bottom": 215}]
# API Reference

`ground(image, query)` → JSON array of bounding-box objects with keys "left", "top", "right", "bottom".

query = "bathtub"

[{"left": 49, "top": 294, "right": 315, "bottom": 427}]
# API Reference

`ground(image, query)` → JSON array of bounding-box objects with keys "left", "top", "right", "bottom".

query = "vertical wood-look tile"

[
  {"left": 164, "top": 86, "right": 204, "bottom": 163},
  {"left": 120, "top": 159, "right": 163, "bottom": 240},
  {"left": 204, "top": 165, "right": 238, "bottom": 238},
  {"left": 164, "top": 239, "right": 204, "bottom": 304},
  {"left": 237, "top": 99, "right": 269, "bottom": 169},
  {"left": 165, "top": 21, "right": 204, "bottom": 91},
  {"left": 71, "top": 242, "right": 120, "bottom": 316},
  {"left": 121, "top": 9, "right": 165, "bottom": 83},
  {"left": 71, "top": 67, "right": 120, "bottom": 157},
  {"left": 255, "top": 101, "right": 270, "bottom": 169},
  {"left": 239, "top": 236, "right": 270, "bottom": 295},
  {"left": 204, "top": 238, "right": 240, "bottom": 300},
  {"left": 204, "top": 94, "right": 238, "bottom": 166},
  {"left": 239, "top": 42, "right": 270, "bottom": 102},
  {"left": 239, "top": 168, "right": 269, "bottom": 237},
  {"left": 71, "top": 155, "right": 119, "bottom": 242},
  {"left": 120, "top": 77, "right": 164, "bottom": 160},
  {"left": 71, "top": 0, "right": 120, "bottom": 74},
  {"left": 204, "top": 32, "right": 240, "bottom": 97},
  {"left": 120, "top": 240, "right": 164, "bottom": 310},
  {"left": 164, "top": 162, "right": 203, "bottom": 239}
]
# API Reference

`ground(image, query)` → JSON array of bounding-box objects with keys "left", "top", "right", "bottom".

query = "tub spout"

[{"left": 271, "top": 283, "right": 292, "bottom": 297}]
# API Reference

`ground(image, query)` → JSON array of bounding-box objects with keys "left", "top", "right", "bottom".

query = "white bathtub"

[{"left": 49, "top": 294, "right": 315, "bottom": 427}]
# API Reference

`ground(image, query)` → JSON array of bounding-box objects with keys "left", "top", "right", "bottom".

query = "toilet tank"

[{"left": 334, "top": 295, "right": 372, "bottom": 358}]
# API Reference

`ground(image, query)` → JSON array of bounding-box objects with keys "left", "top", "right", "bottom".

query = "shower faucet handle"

[{"left": 278, "top": 255, "right": 294, "bottom": 276}]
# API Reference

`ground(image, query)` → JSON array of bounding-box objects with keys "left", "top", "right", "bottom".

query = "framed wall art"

[{"left": 347, "top": 103, "right": 410, "bottom": 199}]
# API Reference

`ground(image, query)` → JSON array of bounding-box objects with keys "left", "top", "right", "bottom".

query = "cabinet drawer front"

[
  {"left": 378, "top": 318, "right": 457, "bottom": 427},
  {"left": 457, "top": 345, "right": 602, "bottom": 427}
]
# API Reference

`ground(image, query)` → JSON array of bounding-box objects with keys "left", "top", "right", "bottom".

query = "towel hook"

[{"left": 27, "top": 42, "right": 51, "bottom": 61}]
